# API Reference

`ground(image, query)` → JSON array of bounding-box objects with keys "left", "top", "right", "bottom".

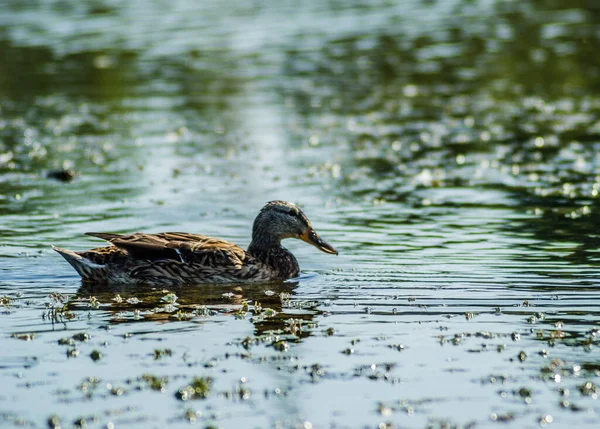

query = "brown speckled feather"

[
  {"left": 74, "top": 232, "right": 260, "bottom": 285},
  {"left": 86, "top": 232, "right": 245, "bottom": 268}
]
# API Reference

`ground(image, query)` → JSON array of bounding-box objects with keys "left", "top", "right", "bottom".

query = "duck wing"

[{"left": 85, "top": 232, "right": 246, "bottom": 269}]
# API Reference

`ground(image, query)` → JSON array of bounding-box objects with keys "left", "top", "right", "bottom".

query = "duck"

[{"left": 53, "top": 201, "right": 338, "bottom": 286}]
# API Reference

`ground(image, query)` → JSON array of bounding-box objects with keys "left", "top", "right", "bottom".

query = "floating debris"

[
  {"left": 153, "top": 348, "right": 173, "bottom": 360},
  {"left": 272, "top": 341, "right": 290, "bottom": 352},
  {"left": 58, "top": 337, "right": 75, "bottom": 346},
  {"left": 183, "top": 408, "right": 202, "bottom": 423},
  {"left": 539, "top": 414, "right": 553, "bottom": 427},
  {"left": 175, "top": 377, "right": 213, "bottom": 401},
  {"left": 89, "top": 350, "right": 103, "bottom": 361},
  {"left": 47, "top": 414, "right": 61, "bottom": 429},
  {"left": 388, "top": 344, "right": 405, "bottom": 352},
  {"left": 141, "top": 374, "right": 169, "bottom": 392},
  {"left": 578, "top": 381, "right": 599, "bottom": 398},
  {"left": 11, "top": 332, "right": 36, "bottom": 341},
  {"left": 490, "top": 412, "right": 515, "bottom": 422},
  {"left": 161, "top": 293, "right": 178, "bottom": 304},
  {"left": 66, "top": 348, "right": 80, "bottom": 358},
  {"left": 263, "top": 308, "right": 278, "bottom": 317},
  {"left": 87, "top": 296, "right": 100, "bottom": 309},
  {"left": 107, "top": 383, "right": 124, "bottom": 396},
  {"left": 46, "top": 168, "right": 78, "bottom": 182},
  {"left": 72, "top": 332, "right": 91, "bottom": 342}
]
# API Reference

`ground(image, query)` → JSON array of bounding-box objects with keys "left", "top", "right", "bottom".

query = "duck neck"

[{"left": 247, "top": 235, "right": 299, "bottom": 279}]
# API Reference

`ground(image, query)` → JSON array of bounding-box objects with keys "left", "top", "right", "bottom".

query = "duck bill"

[{"left": 300, "top": 228, "right": 338, "bottom": 255}]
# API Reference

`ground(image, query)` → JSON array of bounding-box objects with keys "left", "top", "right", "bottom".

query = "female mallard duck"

[{"left": 53, "top": 201, "right": 338, "bottom": 285}]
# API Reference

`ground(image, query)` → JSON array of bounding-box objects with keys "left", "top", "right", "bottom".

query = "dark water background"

[{"left": 1, "top": 0, "right": 600, "bottom": 428}]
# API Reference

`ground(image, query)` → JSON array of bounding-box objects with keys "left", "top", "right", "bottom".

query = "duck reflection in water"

[{"left": 74, "top": 279, "right": 318, "bottom": 338}]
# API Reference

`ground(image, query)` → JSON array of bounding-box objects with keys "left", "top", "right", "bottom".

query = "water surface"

[{"left": 1, "top": 1, "right": 600, "bottom": 428}]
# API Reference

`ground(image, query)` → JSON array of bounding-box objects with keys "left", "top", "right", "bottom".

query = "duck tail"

[{"left": 52, "top": 246, "right": 106, "bottom": 280}]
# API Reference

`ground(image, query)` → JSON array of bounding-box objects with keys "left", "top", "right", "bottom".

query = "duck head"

[{"left": 250, "top": 201, "right": 338, "bottom": 255}]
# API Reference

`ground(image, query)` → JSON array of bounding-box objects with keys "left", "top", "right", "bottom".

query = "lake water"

[{"left": 1, "top": 1, "right": 600, "bottom": 428}]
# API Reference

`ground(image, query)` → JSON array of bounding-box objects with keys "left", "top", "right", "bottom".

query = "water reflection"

[
  {"left": 282, "top": 0, "right": 600, "bottom": 265},
  {"left": 74, "top": 280, "right": 310, "bottom": 337}
]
